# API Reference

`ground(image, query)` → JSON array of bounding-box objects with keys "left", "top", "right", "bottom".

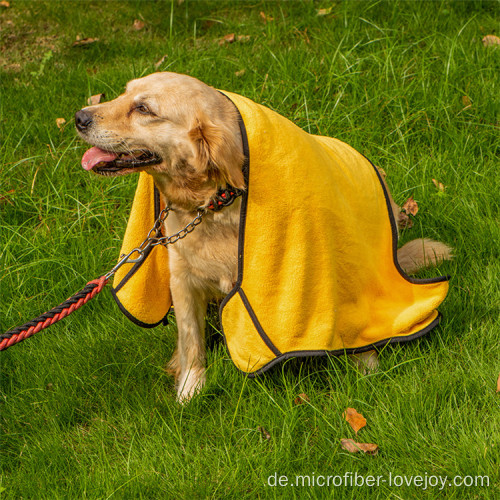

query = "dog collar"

[{"left": 204, "top": 186, "right": 243, "bottom": 212}]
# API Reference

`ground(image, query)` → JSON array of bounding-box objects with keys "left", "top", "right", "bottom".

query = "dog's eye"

[{"left": 135, "top": 104, "right": 151, "bottom": 115}]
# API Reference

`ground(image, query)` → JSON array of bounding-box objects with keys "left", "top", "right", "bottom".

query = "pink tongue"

[{"left": 81, "top": 147, "right": 118, "bottom": 171}]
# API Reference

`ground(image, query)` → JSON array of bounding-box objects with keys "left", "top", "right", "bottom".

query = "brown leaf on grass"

[
  {"left": 294, "top": 393, "right": 310, "bottom": 405},
  {"left": 376, "top": 166, "right": 387, "bottom": 179},
  {"left": 235, "top": 69, "right": 246, "bottom": 77},
  {"left": 432, "top": 178, "right": 445, "bottom": 192},
  {"left": 0, "top": 1, "right": 10, "bottom": 7},
  {"left": 341, "top": 438, "right": 379, "bottom": 455},
  {"left": 0, "top": 189, "right": 15, "bottom": 206},
  {"left": 482, "top": 35, "right": 500, "bottom": 47},
  {"left": 218, "top": 33, "right": 235, "bottom": 46},
  {"left": 6, "top": 63, "right": 21, "bottom": 72},
  {"left": 72, "top": 37, "right": 99, "bottom": 47},
  {"left": 258, "top": 426, "right": 271, "bottom": 441},
  {"left": 260, "top": 11, "right": 274, "bottom": 23},
  {"left": 462, "top": 95, "right": 472, "bottom": 108},
  {"left": 133, "top": 19, "right": 145, "bottom": 31},
  {"left": 55, "top": 118, "right": 66, "bottom": 129},
  {"left": 155, "top": 55, "right": 168, "bottom": 69},
  {"left": 317, "top": 6, "right": 335, "bottom": 16},
  {"left": 218, "top": 34, "right": 250, "bottom": 46},
  {"left": 496, "top": 373, "right": 500, "bottom": 393},
  {"left": 87, "top": 93, "right": 105, "bottom": 106},
  {"left": 398, "top": 212, "right": 413, "bottom": 229},
  {"left": 402, "top": 196, "right": 419, "bottom": 216},
  {"left": 343, "top": 407, "right": 367, "bottom": 434}
]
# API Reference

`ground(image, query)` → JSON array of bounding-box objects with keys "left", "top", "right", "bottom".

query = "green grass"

[{"left": 1, "top": 0, "right": 499, "bottom": 498}]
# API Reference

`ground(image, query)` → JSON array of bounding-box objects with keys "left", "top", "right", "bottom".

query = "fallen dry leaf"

[
  {"left": 432, "top": 178, "right": 445, "bottom": 192},
  {"left": 0, "top": 1, "right": 10, "bottom": 7},
  {"left": 260, "top": 11, "right": 274, "bottom": 23},
  {"left": 155, "top": 55, "right": 168, "bottom": 69},
  {"left": 72, "top": 37, "right": 99, "bottom": 47},
  {"left": 133, "top": 19, "right": 145, "bottom": 30},
  {"left": 343, "top": 407, "right": 367, "bottom": 434},
  {"left": 218, "top": 33, "right": 235, "bottom": 46},
  {"left": 294, "top": 393, "right": 310, "bottom": 405},
  {"left": 482, "top": 35, "right": 500, "bottom": 47},
  {"left": 258, "top": 426, "right": 271, "bottom": 441},
  {"left": 376, "top": 166, "right": 387, "bottom": 179},
  {"left": 237, "top": 35, "right": 251, "bottom": 42},
  {"left": 6, "top": 63, "right": 21, "bottom": 72},
  {"left": 341, "top": 438, "right": 379, "bottom": 455},
  {"left": 55, "top": 118, "right": 66, "bottom": 129},
  {"left": 235, "top": 69, "right": 246, "bottom": 77},
  {"left": 496, "top": 373, "right": 500, "bottom": 393},
  {"left": 398, "top": 212, "right": 413, "bottom": 229},
  {"left": 402, "top": 196, "right": 419, "bottom": 216},
  {"left": 462, "top": 95, "right": 472, "bottom": 108},
  {"left": 87, "top": 93, "right": 105, "bottom": 106},
  {"left": 317, "top": 6, "right": 335, "bottom": 16}
]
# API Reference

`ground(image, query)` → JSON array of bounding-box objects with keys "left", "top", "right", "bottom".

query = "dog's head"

[{"left": 76, "top": 72, "right": 244, "bottom": 200}]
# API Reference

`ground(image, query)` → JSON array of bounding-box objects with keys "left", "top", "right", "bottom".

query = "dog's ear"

[{"left": 189, "top": 113, "right": 245, "bottom": 190}]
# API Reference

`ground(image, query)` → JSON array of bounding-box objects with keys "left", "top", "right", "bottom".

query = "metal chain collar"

[
  {"left": 105, "top": 184, "right": 243, "bottom": 280},
  {"left": 144, "top": 206, "right": 204, "bottom": 247},
  {"left": 105, "top": 207, "right": 203, "bottom": 279}
]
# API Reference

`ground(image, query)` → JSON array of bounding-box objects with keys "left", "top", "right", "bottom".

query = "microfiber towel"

[
  {"left": 113, "top": 91, "right": 449, "bottom": 374},
  {"left": 219, "top": 91, "right": 449, "bottom": 375},
  {"left": 111, "top": 171, "right": 171, "bottom": 327}
]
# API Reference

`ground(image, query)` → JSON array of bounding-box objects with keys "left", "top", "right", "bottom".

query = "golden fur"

[{"left": 76, "top": 72, "right": 452, "bottom": 401}]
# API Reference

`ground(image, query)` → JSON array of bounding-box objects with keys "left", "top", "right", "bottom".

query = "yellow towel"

[
  {"left": 113, "top": 91, "right": 449, "bottom": 374},
  {"left": 111, "top": 171, "right": 171, "bottom": 327},
  {"left": 220, "top": 91, "right": 449, "bottom": 375}
]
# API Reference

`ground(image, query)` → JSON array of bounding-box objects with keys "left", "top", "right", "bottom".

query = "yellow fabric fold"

[
  {"left": 219, "top": 91, "right": 449, "bottom": 374},
  {"left": 111, "top": 171, "right": 171, "bottom": 327}
]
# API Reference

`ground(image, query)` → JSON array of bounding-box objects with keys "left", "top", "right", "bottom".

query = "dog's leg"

[
  {"left": 169, "top": 261, "right": 208, "bottom": 403},
  {"left": 397, "top": 238, "right": 453, "bottom": 275},
  {"left": 350, "top": 350, "right": 379, "bottom": 373}
]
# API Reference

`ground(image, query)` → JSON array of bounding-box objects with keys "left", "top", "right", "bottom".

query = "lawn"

[{"left": 0, "top": 0, "right": 499, "bottom": 498}]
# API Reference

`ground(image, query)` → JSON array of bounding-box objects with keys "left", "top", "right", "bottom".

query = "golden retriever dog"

[{"left": 76, "top": 72, "right": 451, "bottom": 402}]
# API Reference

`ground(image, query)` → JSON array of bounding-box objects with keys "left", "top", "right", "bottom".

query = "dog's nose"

[{"left": 75, "top": 109, "right": 93, "bottom": 132}]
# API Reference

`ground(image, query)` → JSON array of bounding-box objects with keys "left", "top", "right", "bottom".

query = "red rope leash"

[
  {"left": 0, "top": 275, "right": 108, "bottom": 352},
  {"left": 0, "top": 191, "right": 220, "bottom": 353}
]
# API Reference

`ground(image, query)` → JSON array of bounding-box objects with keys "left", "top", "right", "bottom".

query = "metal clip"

[{"left": 104, "top": 244, "right": 150, "bottom": 280}]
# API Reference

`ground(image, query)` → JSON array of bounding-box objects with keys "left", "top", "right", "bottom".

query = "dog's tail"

[{"left": 397, "top": 238, "right": 453, "bottom": 275}]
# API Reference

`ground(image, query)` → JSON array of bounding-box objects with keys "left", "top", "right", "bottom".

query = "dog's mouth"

[{"left": 81, "top": 146, "right": 162, "bottom": 176}]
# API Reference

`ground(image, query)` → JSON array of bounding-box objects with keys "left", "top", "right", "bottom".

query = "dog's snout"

[{"left": 75, "top": 109, "right": 93, "bottom": 132}]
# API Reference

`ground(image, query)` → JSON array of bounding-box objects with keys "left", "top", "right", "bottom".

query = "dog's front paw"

[{"left": 176, "top": 368, "right": 206, "bottom": 404}]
